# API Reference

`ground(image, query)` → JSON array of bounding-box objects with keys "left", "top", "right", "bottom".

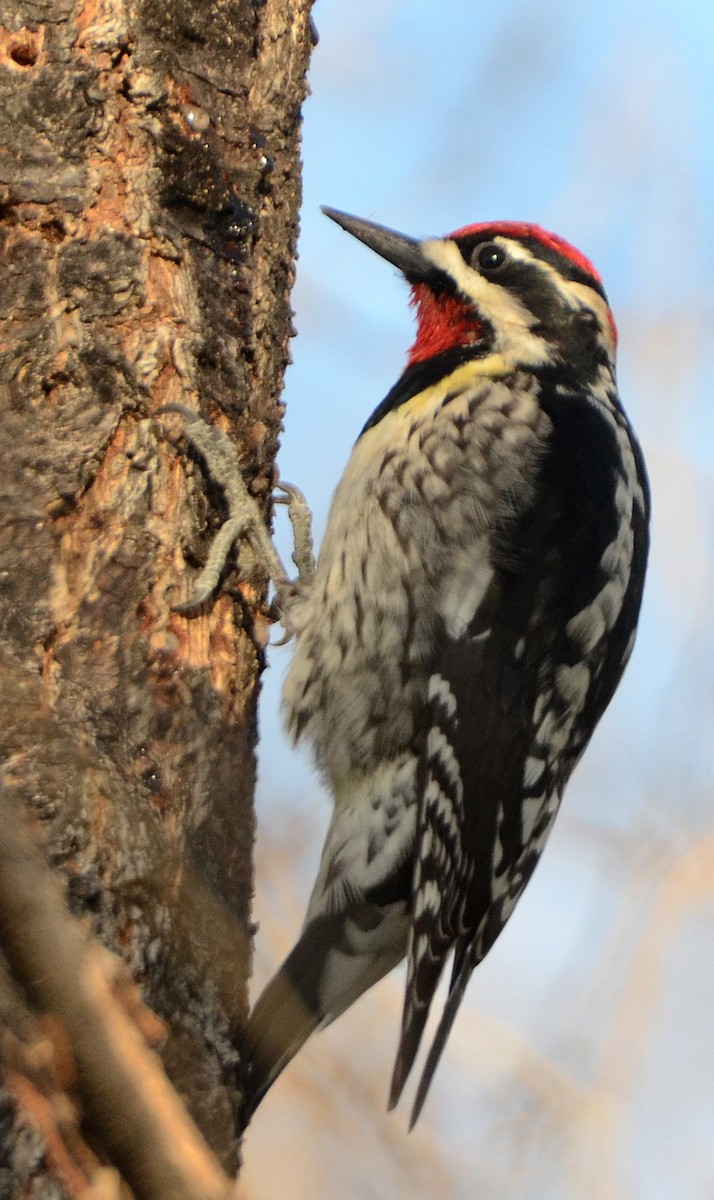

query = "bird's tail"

[
  {"left": 388, "top": 932, "right": 474, "bottom": 1127},
  {"left": 241, "top": 901, "right": 409, "bottom": 1119},
  {"left": 407, "top": 947, "right": 474, "bottom": 1127}
]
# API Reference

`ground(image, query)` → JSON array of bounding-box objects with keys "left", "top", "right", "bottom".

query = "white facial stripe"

[
  {"left": 421, "top": 235, "right": 615, "bottom": 364},
  {"left": 488, "top": 239, "right": 617, "bottom": 360},
  {"left": 508, "top": 236, "right": 614, "bottom": 336},
  {"left": 421, "top": 239, "right": 534, "bottom": 329},
  {"left": 420, "top": 238, "right": 552, "bottom": 369}
]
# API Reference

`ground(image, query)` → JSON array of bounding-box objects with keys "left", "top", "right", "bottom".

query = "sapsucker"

[{"left": 233, "top": 209, "right": 650, "bottom": 1126}]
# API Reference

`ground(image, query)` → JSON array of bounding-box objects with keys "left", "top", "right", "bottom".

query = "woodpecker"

[{"left": 235, "top": 208, "right": 650, "bottom": 1126}]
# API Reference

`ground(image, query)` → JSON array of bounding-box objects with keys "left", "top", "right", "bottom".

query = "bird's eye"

[{"left": 473, "top": 242, "right": 507, "bottom": 273}]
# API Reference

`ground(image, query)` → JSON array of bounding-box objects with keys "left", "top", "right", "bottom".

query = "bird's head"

[{"left": 322, "top": 208, "right": 616, "bottom": 383}]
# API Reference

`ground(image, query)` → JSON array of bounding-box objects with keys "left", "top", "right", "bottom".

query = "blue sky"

[{"left": 244, "top": 3, "right": 714, "bottom": 1195}]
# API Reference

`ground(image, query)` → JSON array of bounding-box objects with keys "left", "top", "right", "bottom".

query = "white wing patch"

[
  {"left": 523, "top": 755, "right": 545, "bottom": 788},
  {"left": 437, "top": 542, "right": 493, "bottom": 639},
  {"left": 520, "top": 795, "right": 543, "bottom": 842},
  {"left": 565, "top": 606, "right": 606, "bottom": 655},
  {"left": 559, "top": 365, "right": 647, "bottom": 664},
  {"left": 555, "top": 662, "right": 590, "bottom": 709},
  {"left": 428, "top": 672, "right": 458, "bottom": 717}
]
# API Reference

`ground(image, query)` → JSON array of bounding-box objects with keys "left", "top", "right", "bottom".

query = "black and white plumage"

[{"left": 242, "top": 209, "right": 650, "bottom": 1126}]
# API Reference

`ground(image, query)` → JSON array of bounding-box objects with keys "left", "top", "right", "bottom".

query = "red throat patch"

[{"left": 407, "top": 284, "right": 485, "bottom": 365}]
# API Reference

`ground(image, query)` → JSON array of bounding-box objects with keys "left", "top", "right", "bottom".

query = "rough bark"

[{"left": 0, "top": 0, "right": 315, "bottom": 1193}]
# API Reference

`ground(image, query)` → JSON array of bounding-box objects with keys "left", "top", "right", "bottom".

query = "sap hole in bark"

[{"left": 6, "top": 30, "right": 42, "bottom": 68}]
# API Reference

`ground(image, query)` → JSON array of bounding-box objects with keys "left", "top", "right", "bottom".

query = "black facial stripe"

[
  {"left": 454, "top": 232, "right": 608, "bottom": 303},
  {"left": 490, "top": 259, "right": 562, "bottom": 325},
  {"left": 519, "top": 236, "right": 608, "bottom": 301}
]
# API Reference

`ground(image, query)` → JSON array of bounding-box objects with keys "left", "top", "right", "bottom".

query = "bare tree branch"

[{"left": 0, "top": 672, "right": 236, "bottom": 1199}]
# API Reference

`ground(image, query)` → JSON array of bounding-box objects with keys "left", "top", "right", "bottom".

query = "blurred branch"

[
  {"left": 598, "top": 834, "right": 714, "bottom": 1096},
  {"left": 0, "top": 787, "right": 235, "bottom": 1200}
]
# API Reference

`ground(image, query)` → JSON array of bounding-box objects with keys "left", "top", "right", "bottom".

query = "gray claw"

[{"left": 159, "top": 408, "right": 297, "bottom": 614}]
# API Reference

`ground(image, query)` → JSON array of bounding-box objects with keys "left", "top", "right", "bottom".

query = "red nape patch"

[
  {"left": 408, "top": 283, "right": 485, "bottom": 365},
  {"left": 449, "top": 220, "right": 603, "bottom": 285}
]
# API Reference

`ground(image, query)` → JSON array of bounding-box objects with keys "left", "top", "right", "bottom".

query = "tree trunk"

[{"left": 0, "top": 0, "right": 314, "bottom": 1193}]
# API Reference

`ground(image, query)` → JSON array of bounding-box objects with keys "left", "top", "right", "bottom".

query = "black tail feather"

[
  {"left": 408, "top": 949, "right": 474, "bottom": 1128},
  {"left": 388, "top": 929, "right": 450, "bottom": 1111}
]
